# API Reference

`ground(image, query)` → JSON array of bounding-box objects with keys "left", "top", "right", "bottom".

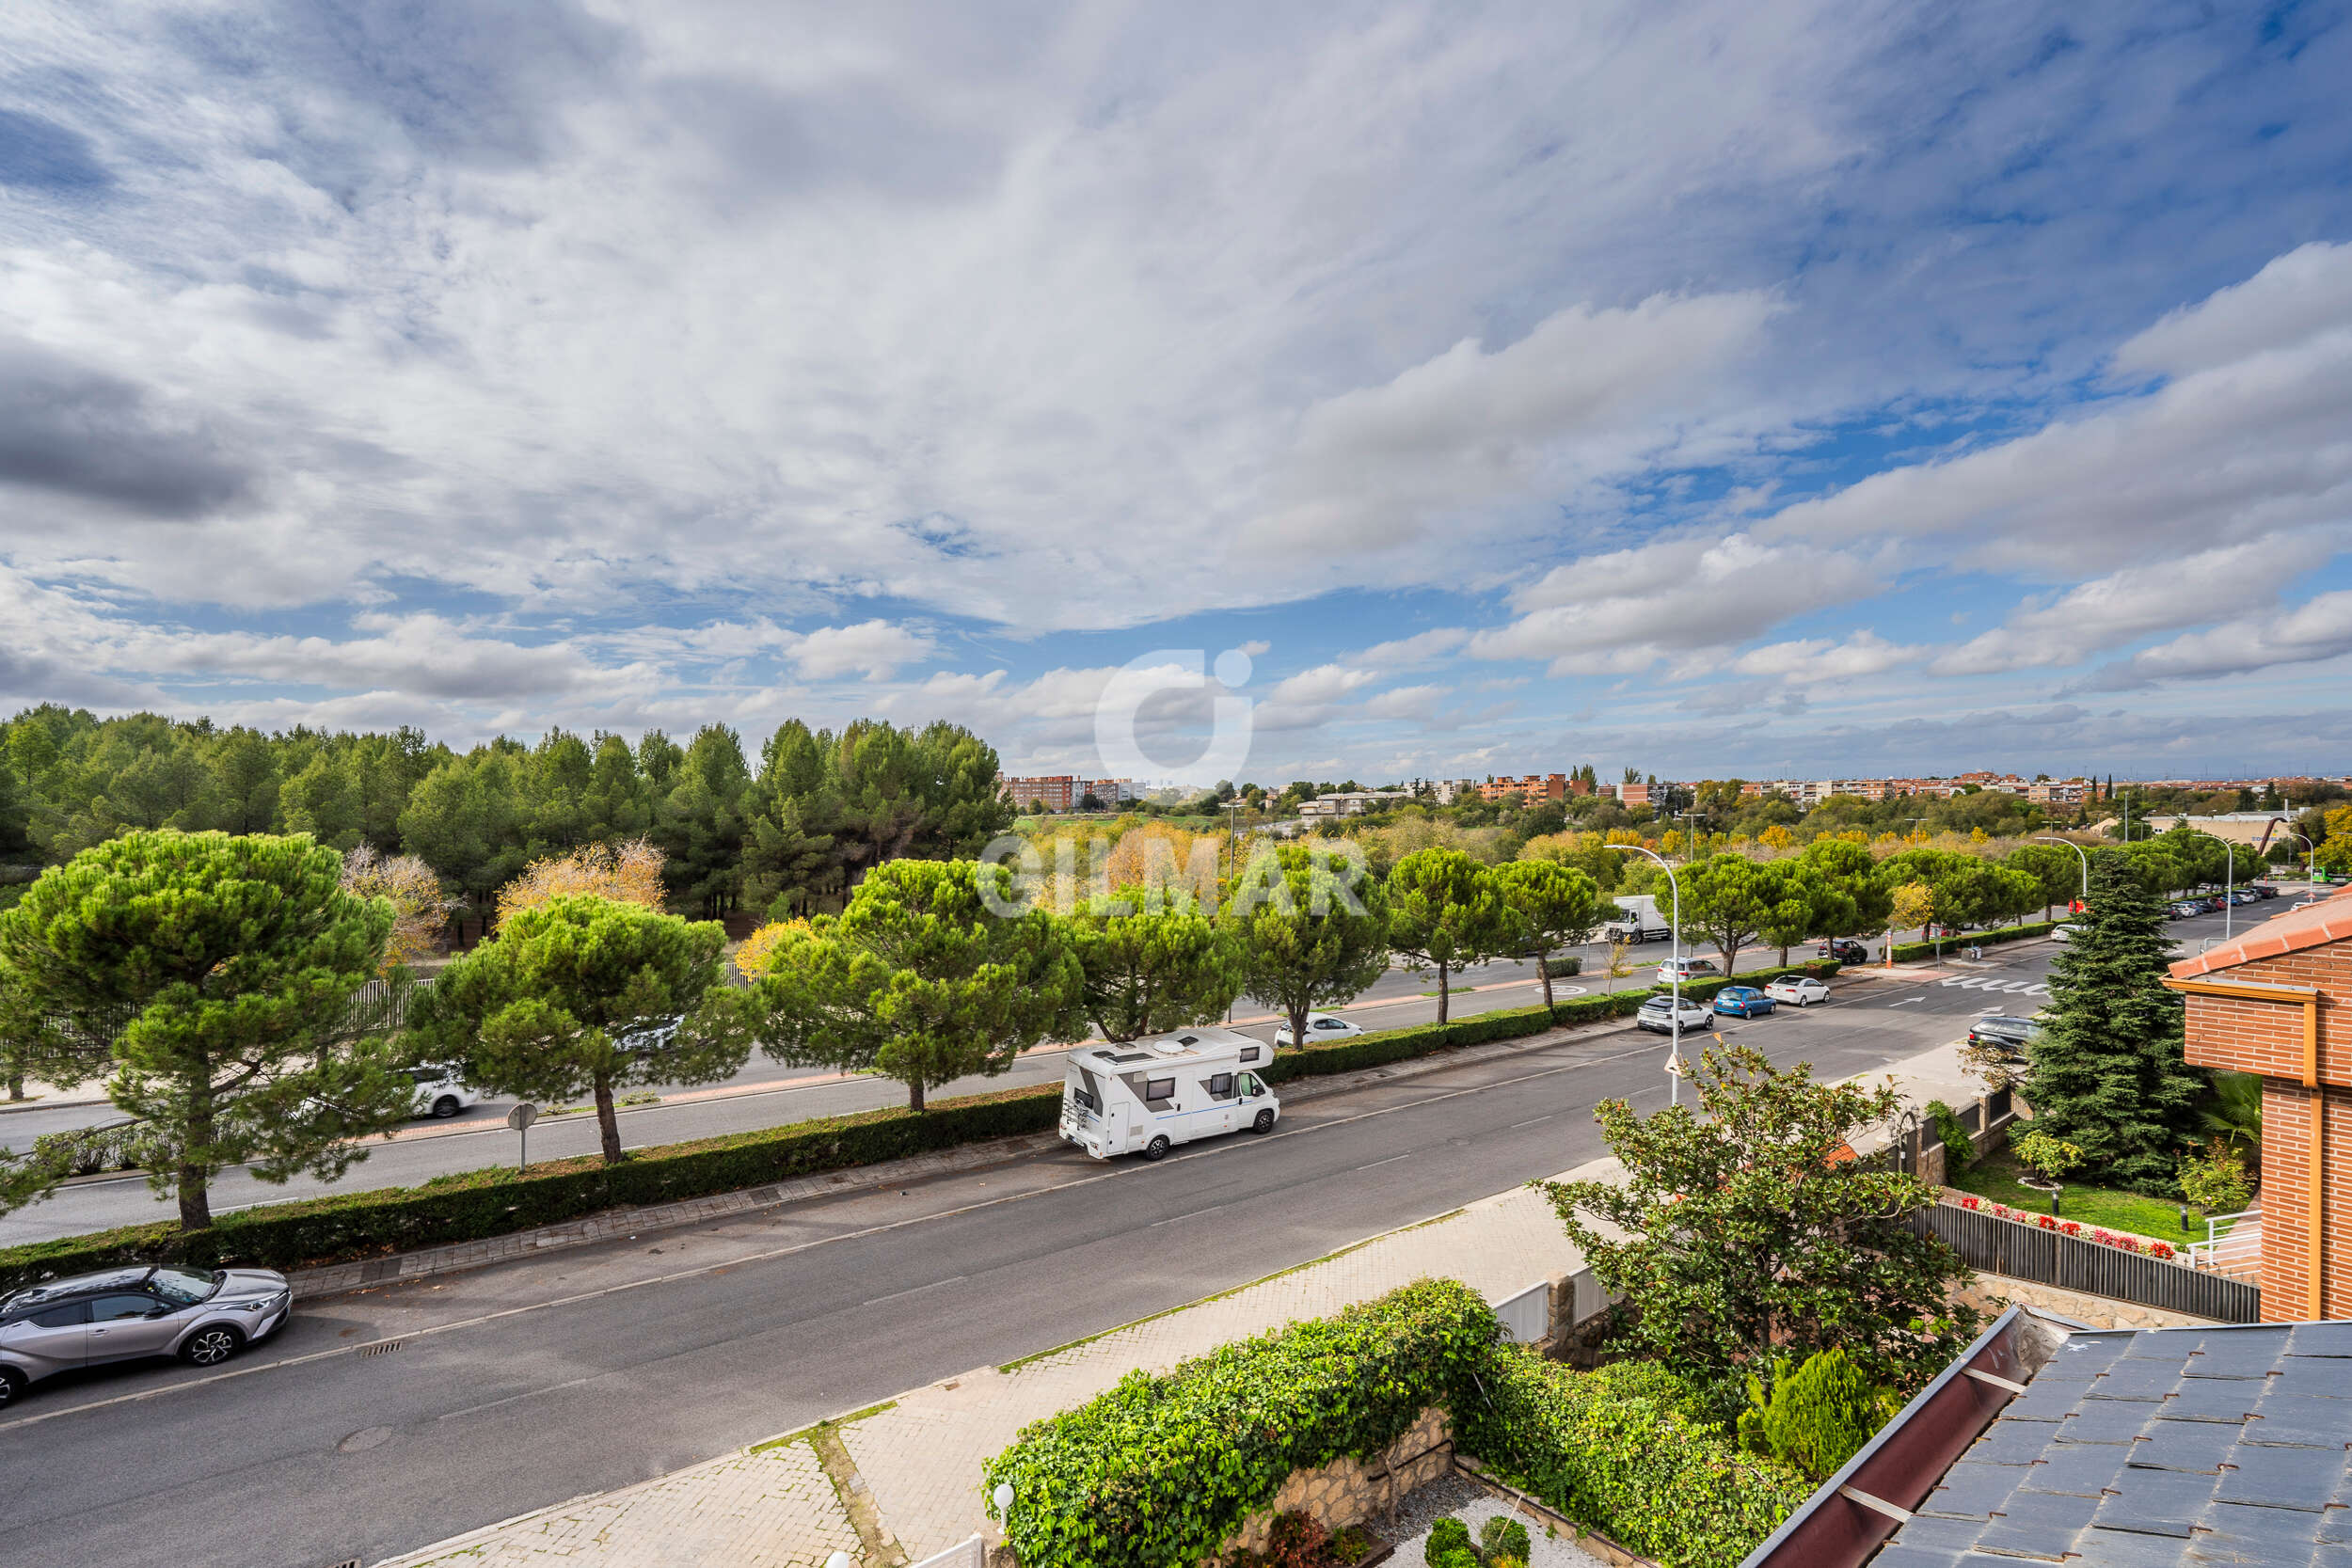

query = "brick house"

[{"left": 2169, "top": 887, "right": 2352, "bottom": 1320}]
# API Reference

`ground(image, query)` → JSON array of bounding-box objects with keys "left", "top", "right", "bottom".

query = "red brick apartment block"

[{"left": 2170, "top": 887, "right": 2352, "bottom": 1320}]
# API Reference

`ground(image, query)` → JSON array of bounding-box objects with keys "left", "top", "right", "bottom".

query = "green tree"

[
  {"left": 1756, "top": 863, "right": 1855, "bottom": 968},
  {"left": 1672, "top": 853, "right": 1781, "bottom": 973},
  {"left": 1227, "top": 844, "right": 1392, "bottom": 1053},
  {"left": 1797, "top": 837, "right": 1891, "bottom": 937},
  {"left": 410, "top": 895, "right": 753, "bottom": 1164},
  {"left": 2004, "top": 842, "right": 2082, "bottom": 921},
  {"left": 753, "top": 859, "right": 1081, "bottom": 1111},
  {"left": 1493, "top": 859, "right": 1603, "bottom": 1006},
  {"left": 1546, "top": 1043, "right": 1977, "bottom": 1408},
  {"left": 1386, "top": 848, "right": 1518, "bottom": 1023},
  {"left": 0, "top": 831, "right": 416, "bottom": 1230},
  {"left": 1066, "top": 885, "right": 1244, "bottom": 1041},
  {"left": 656, "top": 724, "right": 754, "bottom": 916},
  {"left": 2017, "top": 856, "right": 2204, "bottom": 1194}
]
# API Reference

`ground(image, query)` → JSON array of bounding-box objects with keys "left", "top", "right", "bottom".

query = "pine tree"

[{"left": 2018, "top": 854, "right": 2203, "bottom": 1194}]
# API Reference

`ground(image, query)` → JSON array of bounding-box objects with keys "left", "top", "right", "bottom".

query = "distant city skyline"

[{"left": 1, "top": 5, "right": 2348, "bottom": 779}]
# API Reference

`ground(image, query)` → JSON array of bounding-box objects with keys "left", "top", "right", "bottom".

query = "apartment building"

[
  {"left": 1477, "top": 772, "right": 1568, "bottom": 803},
  {"left": 1297, "top": 789, "right": 1415, "bottom": 817},
  {"left": 999, "top": 775, "right": 1141, "bottom": 810}
]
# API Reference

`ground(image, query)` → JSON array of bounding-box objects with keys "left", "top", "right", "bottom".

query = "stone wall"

[
  {"left": 1952, "top": 1271, "right": 2224, "bottom": 1330},
  {"left": 1218, "top": 1407, "right": 1454, "bottom": 1554}
]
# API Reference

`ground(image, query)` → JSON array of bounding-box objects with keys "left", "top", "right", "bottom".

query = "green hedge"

[
  {"left": 982, "top": 1279, "right": 1498, "bottom": 1568},
  {"left": 0, "top": 960, "right": 1846, "bottom": 1294},
  {"left": 1456, "top": 1349, "right": 1812, "bottom": 1568},
  {"left": 1888, "top": 920, "right": 2056, "bottom": 963}
]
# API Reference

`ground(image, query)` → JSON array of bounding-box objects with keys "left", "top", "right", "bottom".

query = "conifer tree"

[{"left": 2017, "top": 854, "right": 2203, "bottom": 1194}]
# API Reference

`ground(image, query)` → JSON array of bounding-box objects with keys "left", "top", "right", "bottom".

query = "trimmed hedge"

[
  {"left": 1888, "top": 920, "right": 2057, "bottom": 963},
  {"left": 982, "top": 1279, "right": 1499, "bottom": 1568},
  {"left": 0, "top": 960, "right": 1846, "bottom": 1294},
  {"left": 1456, "top": 1349, "right": 1813, "bottom": 1568}
]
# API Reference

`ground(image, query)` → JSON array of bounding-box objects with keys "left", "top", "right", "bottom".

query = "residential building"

[
  {"left": 1297, "top": 790, "right": 1414, "bottom": 817},
  {"left": 2026, "top": 778, "right": 2089, "bottom": 805},
  {"left": 1000, "top": 774, "right": 1077, "bottom": 811},
  {"left": 2169, "top": 886, "right": 2352, "bottom": 1319},
  {"left": 1477, "top": 772, "right": 1567, "bottom": 803}
]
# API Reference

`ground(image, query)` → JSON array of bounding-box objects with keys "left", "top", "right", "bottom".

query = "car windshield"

[{"left": 148, "top": 1267, "right": 221, "bottom": 1307}]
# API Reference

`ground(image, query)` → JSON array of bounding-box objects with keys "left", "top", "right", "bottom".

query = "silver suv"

[{"left": 0, "top": 1264, "right": 292, "bottom": 1408}]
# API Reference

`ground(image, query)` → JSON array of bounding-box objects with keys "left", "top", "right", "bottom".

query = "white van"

[{"left": 1059, "top": 1027, "right": 1281, "bottom": 1161}]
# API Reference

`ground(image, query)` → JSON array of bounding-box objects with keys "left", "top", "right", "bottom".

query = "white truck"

[
  {"left": 1603, "top": 894, "right": 1673, "bottom": 944},
  {"left": 1058, "top": 1027, "right": 1281, "bottom": 1161}
]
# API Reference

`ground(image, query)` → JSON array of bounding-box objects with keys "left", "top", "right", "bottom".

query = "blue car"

[{"left": 1713, "top": 985, "right": 1775, "bottom": 1019}]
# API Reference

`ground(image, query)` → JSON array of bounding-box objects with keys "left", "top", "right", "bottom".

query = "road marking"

[
  {"left": 1509, "top": 1115, "right": 1555, "bottom": 1130},
  {"left": 861, "top": 1275, "right": 969, "bottom": 1306},
  {"left": 1353, "top": 1153, "right": 1413, "bottom": 1171},
  {"left": 437, "top": 1369, "right": 614, "bottom": 1422},
  {"left": 1888, "top": 999, "right": 1923, "bottom": 1007},
  {"left": 0, "top": 1030, "right": 1786, "bottom": 1431},
  {"left": 1147, "top": 1205, "right": 1230, "bottom": 1228}
]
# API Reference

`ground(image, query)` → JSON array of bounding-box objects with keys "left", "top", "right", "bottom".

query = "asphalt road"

[
  {"left": 0, "top": 945, "right": 2062, "bottom": 1568},
  {"left": 0, "top": 933, "right": 1848, "bottom": 1243}
]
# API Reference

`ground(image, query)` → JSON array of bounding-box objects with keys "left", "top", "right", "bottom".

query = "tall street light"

[
  {"left": 1608, "top": 842, "right": 1686, "bottom": 1108},
  {"left": 2034, "top": 834, "right": 2090, "bottom": 911}
]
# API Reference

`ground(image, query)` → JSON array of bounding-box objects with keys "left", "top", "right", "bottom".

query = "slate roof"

[
  {"left": 2170, "top": 883, "right": 2352, "bottom": 980},
  {"left": 1870, "top": 1321, "right": 2352, "bottom": 1565}
]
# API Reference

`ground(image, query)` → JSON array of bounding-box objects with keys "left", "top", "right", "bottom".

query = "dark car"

[
  {"left": 2253, "top": 884, "right": 2280, "bottom": 900},
  {"left": 1966, "top": 1015, "right": 2042, "bottom": 1058},
  {"left": 1817, "top": 938, "right": 1870, "bottom": 963}
]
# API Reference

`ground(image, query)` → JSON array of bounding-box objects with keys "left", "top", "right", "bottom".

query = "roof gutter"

[{"left": 1736, "top": 1305, "right": 2086, "bottom": 1568}]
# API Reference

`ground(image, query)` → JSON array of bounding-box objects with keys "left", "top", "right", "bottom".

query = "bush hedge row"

[
  {"left": 0, "top": 959, "right": 1843, "bottom": 1294},
  {"left": 982, "top": 1278, "right": 1499, "bottom": 1568},
  {"left": 1887, "top": 919, "right": 2057, "bottom": 963},
  {"left": 1454, "top": 1349, "right": 1813, "bottom": 1568}
]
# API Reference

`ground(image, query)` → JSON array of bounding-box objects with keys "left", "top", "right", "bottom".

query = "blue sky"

[{"left": 2, "top": 1, "right": 2350, "bottom": 784}]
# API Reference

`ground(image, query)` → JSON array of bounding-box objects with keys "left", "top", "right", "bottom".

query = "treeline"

[{"left": 0, "top": 706, "right": 1011, "bottom": 924}]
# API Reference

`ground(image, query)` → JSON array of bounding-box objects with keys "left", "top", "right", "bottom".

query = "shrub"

[
  {"left": 983, "top": 1279, "right": 1499, "bottom": 1568},
  {"left": 1925, "top": 1100, "right": 1975, "bottom": 1177},
  {"left": 1480, "top": 1516, "right": 1532, "bottom": 1562},
  {"left": 1887, "top": 920, "right": 2055, "bottom": 963},
  {"left": 1735, "top": 1348, "right": 1898, "bottom": 1481},
  {"left": 1329, "top": 1527, "right": 1378, "bottom": 1566},
  {"left": 1263, "top": 1512, "right": 1327, "bottom": 1568},
  {"left": 1455, "top": 1343, "right": 1811, "bottom": 1568},
  {"left": 1426, "top": 1520, "right": 1473, "bottom": 1568}
]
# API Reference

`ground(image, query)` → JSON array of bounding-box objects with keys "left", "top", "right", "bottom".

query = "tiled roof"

[
  {"left": 1870, "top": 1321, "right": 2352, "bottom": 1566},
  {"left": 2169, "top": 885, "right": 2352, "bottom": 980}
]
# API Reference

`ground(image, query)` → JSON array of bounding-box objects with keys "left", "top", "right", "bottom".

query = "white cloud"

[
  {"left": 1349, "top": 628, "right": 1471, "bottom": 668},
  {"left": 780, "top": 620, "right": 937, "bottom": 680},
  {"left": 1363, "top": 684, "right": 1451, "bottom": 721},
  {"left": 2113, "top": 242, "right": 2352, "bottom": 380},
  {"left": 1734, "top": 631, "right": 1919, "bottom": 680},
  {"left": 2083, "top": 591, "right": 2352, "bottom": 689}
]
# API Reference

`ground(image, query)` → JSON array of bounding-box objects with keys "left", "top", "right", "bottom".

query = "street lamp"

[
  {"left": 2286, "top": 831, "right": 2316, "bottom": 892},
  {"left": 2034, "top": 835, "right": 2090, "bottom": 910},
  {"left": 1219, "top": 798, "right": 1248, "bottom": 883},
  {"left": 1607, "top": 843, "right": 1686, "bottom": 1108}
]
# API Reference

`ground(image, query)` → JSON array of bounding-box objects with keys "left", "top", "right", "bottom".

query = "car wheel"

[
  {"left": 180, "top": 1325, "right": 244, "bottom": 1368},
  {"left": 1252, "top": 1108, "right": 1276, "bottom": 1134},
  {"left": 431, "top": 1095, "right": 462, "bottom": 1119},
  {"left": 1142, "top": 1134, "right": 1170, "bottom": 1162},
  {"left": 0, "top": 1367, "right": 24, "bottom": 1409}
]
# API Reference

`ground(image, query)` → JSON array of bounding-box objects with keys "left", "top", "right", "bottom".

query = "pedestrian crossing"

[{"left": 1938, "top": 976, "right": 2047, "bottom": 996}]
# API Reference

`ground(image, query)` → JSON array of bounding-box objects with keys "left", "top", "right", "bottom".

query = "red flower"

[
  {"left": 2153, "top": 1243, "right": 2175, "bottom": 1260},
  {"left": 2037, "top": 1215, "right": 2057, "bottom": 1230}
]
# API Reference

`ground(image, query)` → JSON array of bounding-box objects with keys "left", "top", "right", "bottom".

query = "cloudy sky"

[{"left": 3, "top": 1, "right": 2350, "bottom": 784}]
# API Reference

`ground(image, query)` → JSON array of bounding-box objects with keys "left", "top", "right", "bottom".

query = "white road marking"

[
  {"left": 861, "top": 1275, "right": 969, "bottom": 1305},
  {"left": 1509, "top": 1116, "right": 1555, "bottom": 1130},
  {"left": 1353, "top": 1153, "right": 1413, "bottom": 1171}
]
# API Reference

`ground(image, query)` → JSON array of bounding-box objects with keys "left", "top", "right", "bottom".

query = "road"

[
  {"left": 0, "top": 944, "right": 2058, "bottom": 1568},
  {"left": 0, "top": 931, "right": 1847, "bottom": 1243}
]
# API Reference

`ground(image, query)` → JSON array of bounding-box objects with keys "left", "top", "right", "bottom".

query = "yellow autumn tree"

[
  {"left": 1757, "top": 825, "right": 1797, "bottom": 852},
  {"left": 734, "top": 917, "right": 810, "bottom": 981},
  {"left": 342, "top": 846, "right": 454, "bottom": 970},
  {"left": 496, "top": 838, "right": 667, "bottom": 927}
]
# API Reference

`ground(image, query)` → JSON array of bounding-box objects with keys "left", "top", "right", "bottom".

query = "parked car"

[
  {"left": 2203, "top": 895, "right": 2230, "bottom": 912},
  {"left": 1817, "top": 938, "right": 1870, "bottom": 963},
  {"left": 2229, "top": 890, "right": 2260, "bottom": 905},
  {"left": 1655, "top": 957, "right": 1720, "bottom": 985},
  {"left": 1967, "top": 1015, "right": 2043, "bottom": 1058},
  {"left": 2253, "top": 884, "right": 2280, "bottom": 900},
  {"left": 1765, "top": 975, "right": 1832, "bottom": 1006},
  {"left": 0, "top": 1265, "right": 292, "bottom": 1406},
  {"left": 1273, "top": 1013, "right": 1362, "bottom": 1047},
  {"left": 407, "top": 1065, "right": 480, "bottom": 1120},
  {"left": 1635, "top": 995, "right": 1714, "bottom": 1035},
  {"left": 1712, "top": 985, "right": 1775, "bottom": 1019},
  {"left": 2051, "top": 922, "right": 2079, "bottom": 942},
  {"left": 2169, "top": 901, "right": 2201, "bottom": 919}
]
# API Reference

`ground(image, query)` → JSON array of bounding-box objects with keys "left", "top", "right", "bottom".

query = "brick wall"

[
  {"left": 2255, "top": 1081, "right": 2352, "bottom": 1323},
  {"left": 2181, "top": 943, "right": 2347, "bottom": 1083}
]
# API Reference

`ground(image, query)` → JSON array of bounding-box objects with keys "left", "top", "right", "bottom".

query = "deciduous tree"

[{"left": 495, "top": 838, "right": 667, "bottom": 926}]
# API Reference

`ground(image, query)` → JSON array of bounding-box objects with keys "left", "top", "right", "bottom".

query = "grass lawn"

[{"left": 1947, "top": 1148, "right": 2234, "bottom": 1243}]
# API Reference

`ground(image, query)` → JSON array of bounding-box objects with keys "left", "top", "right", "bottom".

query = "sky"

[{"left": 3, "top": 1, "right": 2351, "bottom": 786}]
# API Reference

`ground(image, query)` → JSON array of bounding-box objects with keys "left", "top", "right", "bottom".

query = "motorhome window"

[
  {"left": 1207, "top": 1073, "right": 1235, "bottom": 1099},
  {"left": 1239, "top": 1046, "right": 1261, "bottom": 1064},
  {"left": 1104, "top": 1051, "right": 1152, "bottom": 1065},
  {"left": 1142, "top": 1076, "right": 1176, "bottom": 1108},
  {"left": 1075, "top": 1068, "right": 1103, "bottom": 1111}
]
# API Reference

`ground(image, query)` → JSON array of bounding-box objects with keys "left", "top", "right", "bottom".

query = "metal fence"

[
  {"left": 1491, "top": 1279, "right": 1551, "bottom": 1345},
  {"left": 1917, "top": 1202, "right": 2262, "bottom": 1323}
]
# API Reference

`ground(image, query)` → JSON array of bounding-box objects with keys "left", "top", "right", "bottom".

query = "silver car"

[{"left": 0, "top": 1264, "right": 292, "bottom": 1408}]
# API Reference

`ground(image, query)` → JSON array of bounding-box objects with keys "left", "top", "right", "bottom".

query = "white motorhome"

[
  {"left": 1058, "top": 1027, "right": 1280, "bottom": 1161},
  {"left": 1603, "top": 894, "right": 1672, "bottom": 943}
]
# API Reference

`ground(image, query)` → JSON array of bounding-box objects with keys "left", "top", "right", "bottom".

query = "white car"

[
  {"left": 1764, "top": 976, "right": 1831, "bottom": 1007},
  {"left": 1636, "top": 995, "right": 1714, "bottom": 1034},
  {"left": 407, "top": 1066, "right": 480, "bottom": 1120},
  {"left": 1275, "top": 1013, "right": 1363, "bottom": 1046},
  {"left": 2052, "top": 923, "right": 2079, "bottom": 943},
  {"left": 1656, "top": 957, "right": 1721, "bottom": 985}
]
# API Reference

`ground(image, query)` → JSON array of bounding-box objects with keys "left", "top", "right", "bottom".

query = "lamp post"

[
  {"left": 1608, "top": 843, "right": 1686, "bottom": 1107},
  {"left": 2287, "top": 831, "right": 2315, "bottom": 891},
  {"left": 2034, "top": 834, "right": 2090, "bottom": 912},
  {"left": 2225, "top": 840, "right": 2236, "bottom": 940}
]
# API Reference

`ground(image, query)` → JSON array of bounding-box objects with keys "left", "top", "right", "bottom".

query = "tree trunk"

[
  {"left": 6, "top": 1070, "right": 23, "bottom": 1101},
  {"left": 909, "top": 1077, "right": 927, "bottom": 1114},
  {"left": 594, "top": 1076, "right": 623, "bottom": 1164},
  {"left": 1289, "top": 1005, "right": 1310, "bottom": 1052},
  {"left": 179, "top": 1069, "right": 214, "bottom": 1231},
  {"left": 1437, "top": 965, "right": 1451, "bottom": 1023},
  {"left": 1537, "top": 952, "right": 1554, "bottom": 1008},
  {"left": 1778, "top": 942, "right": 1791, "bottom": 968}
]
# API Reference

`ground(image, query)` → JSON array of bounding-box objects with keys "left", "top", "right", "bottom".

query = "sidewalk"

[{"left": 378, "top": 1024, "right": 1969, "bottom": 1568}]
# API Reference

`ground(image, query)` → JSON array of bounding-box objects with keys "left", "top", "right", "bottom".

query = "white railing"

[
  {"left": 2185, "top": 1208, "right": 2257, "bottom": 1273},
  {"left": 909, "top": 1536, "right": 986, "bottom": 1568},
  {"left": 1490, "top": 1279, "right": 1550, "bottom": 1345}
]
